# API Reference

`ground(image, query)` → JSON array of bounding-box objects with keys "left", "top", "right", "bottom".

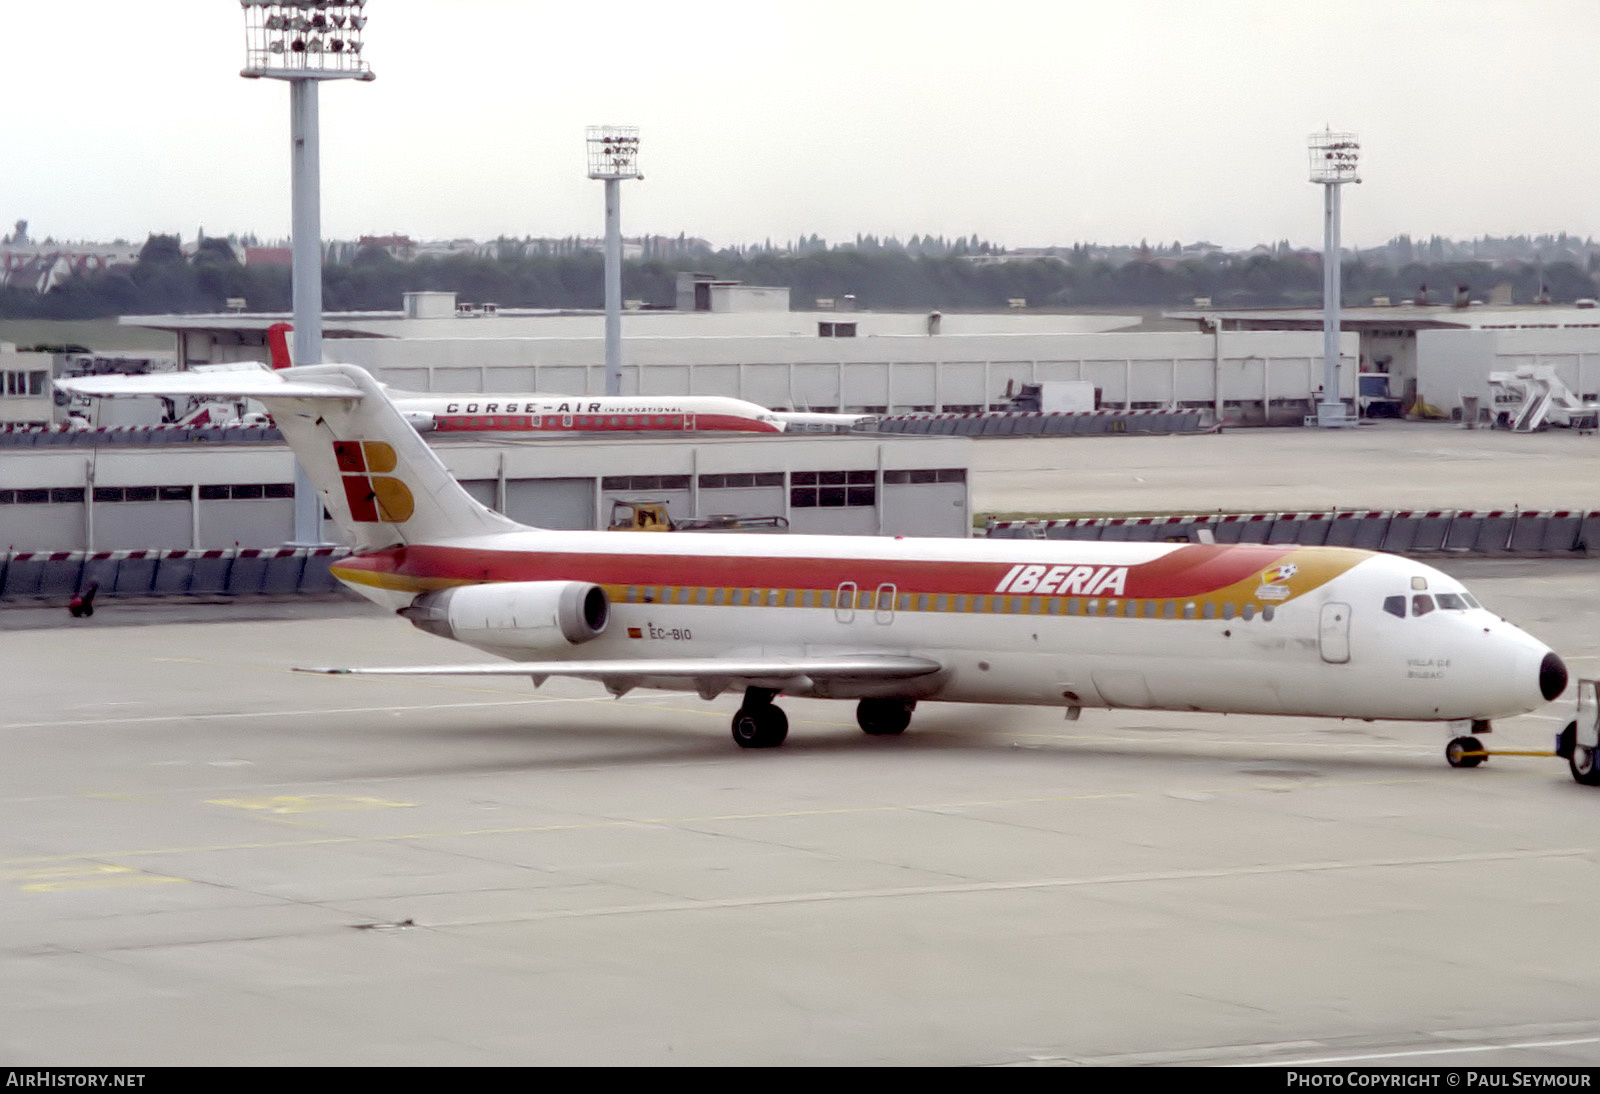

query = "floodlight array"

[
  {"left": 1308, "top": 129, "right": 1360, "bottom": 184},
  {"left": 586, "top": 126, "right": 642, "bottom": 180},
  {"left": 241, "top": 1, "right": 374, "bottom": 80}
]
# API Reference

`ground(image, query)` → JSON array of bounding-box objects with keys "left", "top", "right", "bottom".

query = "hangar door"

[{"left": 505, "top": 478, "right": 595, "bottom": 530}]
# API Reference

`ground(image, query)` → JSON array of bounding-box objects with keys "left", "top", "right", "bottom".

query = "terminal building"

[
  {"left": 115, "top": 291, "right": 1600, "bottom": 425},
  {"left": 8, "top": 291, "right": 1600, "bottom": 555},
  {"left": 0, "top": 431, "right": 972, "bottom": 552},
  {"left": 119, "top": 291, "right": 1356, "bottom": 426},
  {"left": 1168, "top": 303, "right": 1600, "bottom": 417}
]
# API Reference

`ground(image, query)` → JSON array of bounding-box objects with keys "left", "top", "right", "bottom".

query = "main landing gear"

[
  {"left": 857, "top": 698, "right": 916, "bottom": 736},
  {"left": 731, "top": 688, "right": 788, "bottom": 749},
  {"left": 730, "top": 693, "right": 921, "bottom": 748}
]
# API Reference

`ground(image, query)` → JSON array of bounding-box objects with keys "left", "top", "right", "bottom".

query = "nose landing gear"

[
  {"left": 1444, "top": 718, "right": 1494, "bottom": 768},
  {"left": 1445, "top": 735, "right": 1486, "bottom": 768}
]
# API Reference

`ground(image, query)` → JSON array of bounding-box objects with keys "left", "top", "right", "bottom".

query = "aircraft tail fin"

[
  {"left": 59, "top": 363, "right": 526, "bottom": 549},
  {"left": 267, "top": 322, "right": 294, "bottom": 370}
]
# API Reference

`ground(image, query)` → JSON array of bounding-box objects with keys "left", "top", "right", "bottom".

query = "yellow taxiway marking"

[
  {"left": 0, "top": 771, "right": 1488, "bottom": 870},
  {"left": 207, "top": 794, "right": 415, "bottom": 815},
  {"left": 3, "top": 862, "right": 188, "bottom": 893}
]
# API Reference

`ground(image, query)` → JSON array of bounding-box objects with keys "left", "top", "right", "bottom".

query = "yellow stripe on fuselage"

[{"left": 331, "top": 546, "right": 1368, "bottom": 620}]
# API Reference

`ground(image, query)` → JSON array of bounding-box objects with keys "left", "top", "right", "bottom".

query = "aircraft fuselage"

[{"left": 332, "top": 534, "right": 1561, "bottom": 723}]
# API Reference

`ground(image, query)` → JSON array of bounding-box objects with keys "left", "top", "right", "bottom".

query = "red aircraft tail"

[{"left": 267, "top": 322, "right": 293, "bottom": 370}]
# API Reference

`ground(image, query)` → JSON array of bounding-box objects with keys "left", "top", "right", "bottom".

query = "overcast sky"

[{"left": 6, "top": 0, "right": 1598, "bottom": 251}]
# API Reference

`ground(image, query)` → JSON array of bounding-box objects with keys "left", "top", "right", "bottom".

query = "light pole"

[
  {"left": 1308, "top": 129, "right": 1360, "bottom": 429},
  {"left": 586, "top": 126, "right": 641, "bottom": 397},
  {"left": 241, "top": 1, "right": 374, "bottom": 542}
]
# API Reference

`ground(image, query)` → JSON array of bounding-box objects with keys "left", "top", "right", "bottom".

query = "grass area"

[{"left": 0, "top": 320, "right": 174, "bottom": 354}]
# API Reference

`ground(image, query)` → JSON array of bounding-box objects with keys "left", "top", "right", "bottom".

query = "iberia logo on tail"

[{"left": 334, "top": 441, "right": 415, "bottom": 523}]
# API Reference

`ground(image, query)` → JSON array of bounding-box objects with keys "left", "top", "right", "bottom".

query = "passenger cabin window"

[
  {"left": 1383, "top": 595, "right": 1406, "bottom": 618},
  {"left": 1412, "top": 594, "right": 1436, "bottom": 616}
]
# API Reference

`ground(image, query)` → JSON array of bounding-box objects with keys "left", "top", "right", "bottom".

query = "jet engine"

[
  {"left": 399, "top": 581, "right": 608, "bottom": 652},
  {"left": 401, "top": 410, "right": 437, "bottom": 432}
]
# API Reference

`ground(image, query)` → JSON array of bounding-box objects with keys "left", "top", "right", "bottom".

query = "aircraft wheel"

[
  {"left": 857, "top": 698, "right": 915, "bottom": 736},
  {"left": 1445, "top": 735, "right": 1485, "bottom": 768},
  {"left": 732, "top": 704, "right": 788, "bottom": 749}
]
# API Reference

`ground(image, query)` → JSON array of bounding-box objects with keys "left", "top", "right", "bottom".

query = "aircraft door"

[
  {"left": 683, "top": 413, "right": 695, "bottom": 432},
  {"left": 874, "top": 583, "right": 896, "bottom": 624},
  {"left": 835, "top": 581, "right": 858, "bottom": 623},
  {"left": 1319, "top": 602, "right": 1352, "bottom": 664}
]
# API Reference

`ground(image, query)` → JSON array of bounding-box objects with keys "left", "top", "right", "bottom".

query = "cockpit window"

[
  {"left": 1412, "top": 594, "right": 1436, "bottom": 616},
  {"left": 1462, "top": 593, "right": 1481, "bottom": 609},
  {"left": 1435, "top": 593, "right": 1468, "bottom": 611},
  {"left": 1383, "top": 595, "right": 1406, "bottom": 618}
]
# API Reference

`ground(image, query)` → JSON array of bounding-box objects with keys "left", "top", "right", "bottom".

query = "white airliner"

[
  {"left": 259, "top": 334, "right": 871, "bottom": 434},
  {"left": 387, "top": 390, "right": 871, "bottom": 436},
  {"left": 60, "top": 364, "right": 1581, "bottom": 777}
]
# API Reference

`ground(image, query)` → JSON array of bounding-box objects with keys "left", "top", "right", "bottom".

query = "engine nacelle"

[
  {"left": 402, "top": 411, "right": 438, "bottom": 433},
  {"left": 400, "top": 581, "right": 608, "bottom": 652}
]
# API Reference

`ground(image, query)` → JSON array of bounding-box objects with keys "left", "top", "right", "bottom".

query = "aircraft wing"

[
  {"left": 56, "top": 365, "right": 361, "bottom": 401},
  {"left": 295, "top": 653, "right": 942, "bottom": 694}
]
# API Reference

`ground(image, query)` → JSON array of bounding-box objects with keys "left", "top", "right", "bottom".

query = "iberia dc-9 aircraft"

[{"left": 60, "top": 364, "right": 1581, "bottom": 775}]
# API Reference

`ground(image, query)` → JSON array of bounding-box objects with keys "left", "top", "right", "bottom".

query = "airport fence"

[
  {"left": 871, "top": 409, "right": 1209, "bottom": 437},
  {"left": 0, "top": 424, "right": 283, "bottom": 447},
  {"left": 0, "top": 547, "right": 351, "bottom": 602},
  {"left": 984, "top": 509, "right": 1600, "bottom": 557}
]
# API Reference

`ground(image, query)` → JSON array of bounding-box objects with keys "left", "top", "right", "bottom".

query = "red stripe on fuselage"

[
  {"left": 335, "top": 543, "right": 1301, "bottom": 598},
  {"left": 430, "top": 413, "right": 780, "bottom": 434}
]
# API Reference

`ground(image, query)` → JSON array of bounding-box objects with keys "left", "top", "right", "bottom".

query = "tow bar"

[{"left": 1444, "top": 680, "right": 1598, "bottom": 783}]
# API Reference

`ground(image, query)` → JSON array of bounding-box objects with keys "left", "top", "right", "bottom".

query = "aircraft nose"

[{"left": 1540, "top": 651, "right": 1569, "bottom": 702}]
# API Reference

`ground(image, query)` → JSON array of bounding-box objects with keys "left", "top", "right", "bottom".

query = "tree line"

[{"left": 4, "top": 233, "right": 1597, "bottom": 320}]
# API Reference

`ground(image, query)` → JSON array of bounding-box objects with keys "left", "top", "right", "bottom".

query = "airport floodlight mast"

[
  {"left": 240, "top": 1, "right": 374, "bottom": 543},
  {"left": 1308, "top": 129, "right": 1361, "bottom": 429},
  {"left": 587, "top": 126, "right": 642, "bottom": 397}
]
